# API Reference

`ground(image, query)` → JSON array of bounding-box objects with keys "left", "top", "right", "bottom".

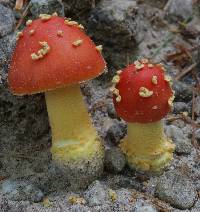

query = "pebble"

[
  {"left": 164, "top": 0, "right": 193, "bottom": 22},
  {"left": 173, "top": 102, "right": 190, "bottom": 114},
  {"left": 104, "top": 118, "right": 127, "bottom": 145},
  {"left": 155, "top": 170, "right": 197, "bottom": 209},
  {"left": 165, "top": 125, "right": 192, "bottom": 154},
  {"left": 1, "top": 180, "right": 44, "bottom": 203},
  {"left": 105, "top": 147, "right": 126, "bottom": 173},
  {"left": 84, "top": 181, "right": 108, "bottom": 206},
  {"left": 172, "top": 81, "right": 193, "bottom": 102},
  {"left": 134, "top": 199, "right": 157, "bottom": 212}
]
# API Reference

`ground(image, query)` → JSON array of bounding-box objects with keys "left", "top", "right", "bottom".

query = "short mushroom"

[
  {"left": 8, "top": 14, "right": 106, "bottom": 186},
  {"left": 112, "top": 59, "right": 175, "bottom": 173}
]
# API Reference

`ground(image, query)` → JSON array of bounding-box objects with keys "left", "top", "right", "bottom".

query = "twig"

[
  {"left": 175, "top": 62, "right": 197, "bottom": 80},
  {"left": 15, "top": 0, "right": 24, "bottom": 10},
  {"left": 15, "top": 1, "right": 30, "bottom": 31}
]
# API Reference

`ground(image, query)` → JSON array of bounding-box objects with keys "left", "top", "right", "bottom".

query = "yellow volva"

[{"left": 120, "top": 121, "right": 175, "bottom": 173}]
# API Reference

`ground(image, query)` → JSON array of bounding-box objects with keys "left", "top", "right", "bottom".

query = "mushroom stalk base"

[
  {"left": 120, "top": 121, "right": 175, "bottom": 173},
  {"left": 45, "top": 85, "right": 104, "bottom": 187}
]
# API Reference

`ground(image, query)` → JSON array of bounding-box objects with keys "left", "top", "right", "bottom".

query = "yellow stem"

[
  {"left": 120, "top": 121, "right": 175, "bottom": 172},
  {"left": 45, "top": 84, "right": 102, "bottom": 162}
]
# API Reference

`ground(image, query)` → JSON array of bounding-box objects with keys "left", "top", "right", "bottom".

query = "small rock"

[
  {"left": 165, "top": 125, "right": 192, "bottom": 154},
  {"left": 1, "top": 180, "right": 44, "bottom": 203},
  {"left": 84, "top": 180, "right": 108, "bottom": 206},
  {"left": 30, "top": 0, "right": 64, "bottom": 18},
  {"left": 87, "top": 0, "right": 138, "bottom": 69},
  {"left": 173, "top": 81, "right": 193, "bottom": 102},
  {"left": 173, "top": 102, "right": 189, "bottom": 114},
  {"left": 155, "top": 170, "right": 197, "bottom": 209},
  {"left": 164, "top": 0, "right": 193, "bottom": 22},
  {"left": 62, "top": 0, "right": 101, "bottom": 20},
  {"left": 105, "top": 147, "right": 126, "bottom": 173},
  {"left": 88, "top": 0, "right": 137, "bottom": 48},
  {"left": 134, "top": 199, "right": 157, "bottom": 212},
  {"left": 104, "top": 118, "right": 127, "bottom": 145},
  {"left": 0, "top": 4, "right": 15, "bottom": 38}
]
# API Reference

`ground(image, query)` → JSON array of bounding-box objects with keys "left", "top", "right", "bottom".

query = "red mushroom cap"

[
  {"left": 113, "top": 60, "right": 174, "bottom": 123},
  {"left": 8, "top": 15, "right": 106, "bottom": 95}
]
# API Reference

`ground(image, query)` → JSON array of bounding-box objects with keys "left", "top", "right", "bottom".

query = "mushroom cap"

[
  {"left": 113, "top": 61, "right": 173, "bottom": 123},
  {"left": 8, "top": 16, "right": 106, "bottom": 95}
]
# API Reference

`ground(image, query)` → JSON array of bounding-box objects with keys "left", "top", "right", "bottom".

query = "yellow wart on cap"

[
  {"left": 110, "top": 87, "right": 121, "bottom": 102},
  {"left": 78, "top": 24, "right": 84, "bottom": 30},
  {"left": 148, "top": 64, "right": 154, "bottom": 68},
  {"left": 152, "top": 75, "right": 158, "bottom": 85},
  {"left": 116, "top": 70, "right": 122, "bottom": 75},
  {"left": 164, "top": 75, "right": 172, "bottom": 86},
  {"left": 112, "top": 75, "right": 120, "bottom": 84},
  {"left": 29, "top": 29, "right": 35, "bottom": 35},
  {"left": 141, "top": 58, "right": 149, "bottom": 64},
  {"left": 52, "top": 12, "right": 58, "bottom": 16},
  {"left": 152, "top": 105, "right": 158, "bottom": 109},
  {"left": 31, "top": 41, "right": 50, "bottom": 60},
  {"left": 168, "top": 91, "right": 175, "bottom": 106},
  {"left": 64, "top": 20, "right": 78, "bottom": 26},
  {"left": 26, "top": 20, "right": 32, "bottom": 26},
  {"left": 16, "top": 31, "right": 23, "bottom": 40},
  {"left": 57, "top": 30, "right": 63, "bottom": 37},
  {"left": 39, "top": 14, "right": 52, "bottom": 21},
  {"left": 134, "top": 60, "right": 144, "bottom": 70},
  {"left": 96, "top": 45, "right": 103, "bottom": 52},
  {"left": 139, "top": 87, "right": 153, "bottom": 97},
  {"left": 72, "top": 39, "right": 83, "bottom": 47},
  {"left": 116, "top": 95, "right": 121, "bottom": 102}
]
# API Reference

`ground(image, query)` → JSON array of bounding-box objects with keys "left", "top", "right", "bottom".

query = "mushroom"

[
  {"left": 8, "top": 14, "right": 106, "bottom": 185},
  {"left": 112, "top": 59, "right": 175, "bottom": 173}
]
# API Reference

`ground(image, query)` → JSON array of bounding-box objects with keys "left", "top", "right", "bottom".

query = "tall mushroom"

[
  {"left": 112, "top": 59, "right": 175, "bottom": 173},
  {"left": 8, "top": 14, "right": 106, "bottom": 186}
]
